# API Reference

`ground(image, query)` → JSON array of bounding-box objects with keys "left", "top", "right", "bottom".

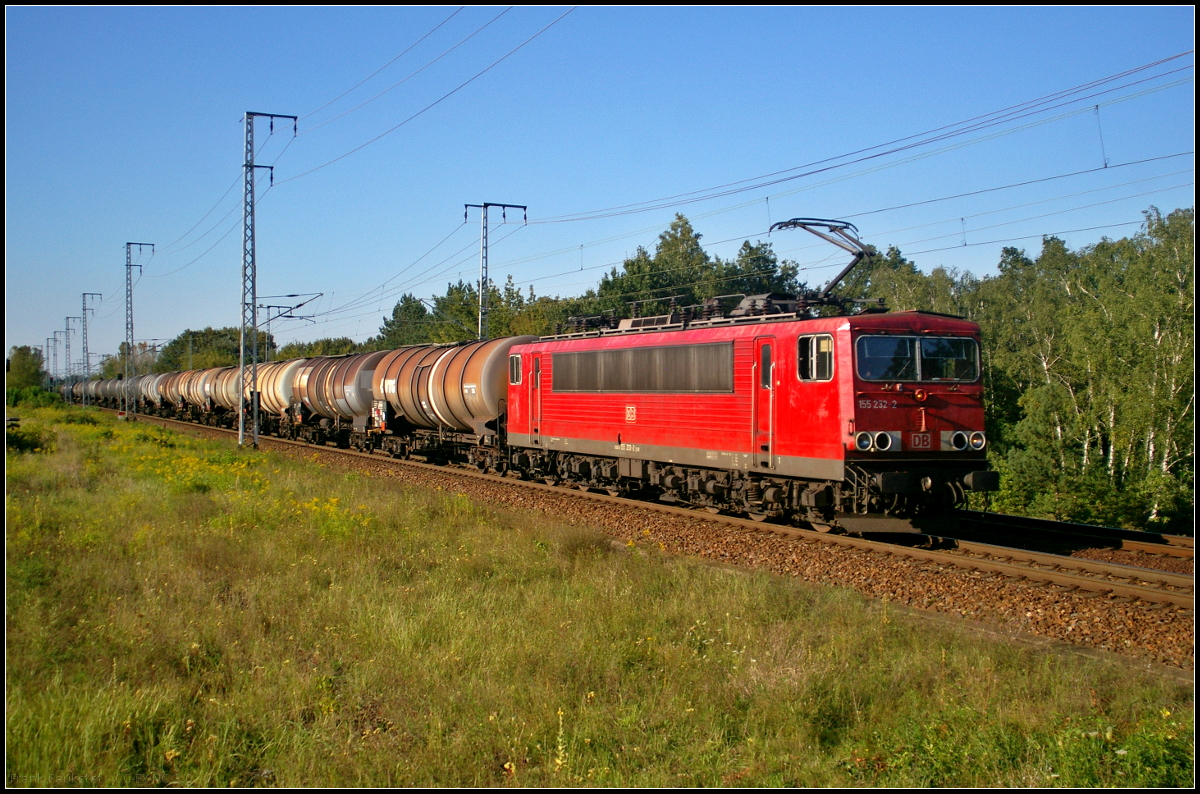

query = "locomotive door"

[
  {"left": 530, "top": 354, "right": 542, "bottom": 445},
  {"left": 753, "top": 337, "right": 775, "bottom": 469}
]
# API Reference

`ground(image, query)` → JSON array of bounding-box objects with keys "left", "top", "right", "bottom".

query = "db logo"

[
  {"left": 910, "top": 433, "right": 932, "bottom": 450},
  {"left": 625, "top": 405, "right": 637, "bottom": 423}
]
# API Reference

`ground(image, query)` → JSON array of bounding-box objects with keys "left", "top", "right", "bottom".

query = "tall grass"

[{"left": 6, "top": 407, "right": 1193, "bottom": 786}]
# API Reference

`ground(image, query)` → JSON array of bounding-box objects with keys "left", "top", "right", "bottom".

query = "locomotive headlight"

[
  {"left": 873, "top": 432, "right": 893, "bottom": 451},
  {"left": 969, "top": 431, "right": 987, "bottom": 450},
  {"left": 855, "top": 431, "right": 874, "bottom": 451},
  {"left": 950, "top": 431, "right": 970, "bottom": 451}
]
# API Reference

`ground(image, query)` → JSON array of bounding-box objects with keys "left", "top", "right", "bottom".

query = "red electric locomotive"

[{"left": 503, "top": 220, "right": 997, "bottom": 532}]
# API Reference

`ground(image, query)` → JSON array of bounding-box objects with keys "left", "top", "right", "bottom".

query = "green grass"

[{"left": 6, "top": 406, "right": 1193, "bottom": 787}]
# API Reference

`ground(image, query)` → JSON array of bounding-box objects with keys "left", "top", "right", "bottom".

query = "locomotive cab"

[{"left": 840, "top": 311, "right": 998, "bottom": 529}]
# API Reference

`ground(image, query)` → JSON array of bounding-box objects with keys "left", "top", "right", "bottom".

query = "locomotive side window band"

[
  {"left": 855, "top": 335, "right": 979, "bottom": 382},
  {"left": 552, "top": 342, "right": 734, "bottom": 393},
  {"left": 797, "top": 334, "right": 834, "bottom": 381}
]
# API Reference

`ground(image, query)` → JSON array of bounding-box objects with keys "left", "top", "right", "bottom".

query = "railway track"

[
  {"left": 119, "top": 411, "right": 1194, "bottom": 611},
  {"left": 955, "top": 509, "right": 1193, "bottom": 559}
]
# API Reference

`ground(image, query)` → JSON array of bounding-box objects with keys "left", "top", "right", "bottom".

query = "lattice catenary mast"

[
  {"left": 239, "top": 111, "right": 296, "bottom": 448},
  {"left": 125, "top": 242, "right": 153, "bottom": 415},
  {"left": 82, "top": 293, "right": 101, "bottom": 404},
  {"left": 65, "top": 316, "right": 80, "bottom": 383}
]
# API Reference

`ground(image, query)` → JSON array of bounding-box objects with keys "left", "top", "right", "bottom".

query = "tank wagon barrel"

[
  {"left": 257, "top": 359, "right": 307, "bottom": 417},
  {"left": 210, "top": 367, "right": 241, "bottom": 412},
  {"left": 372, "top": 338, "right": 536, "bottom": 435}
]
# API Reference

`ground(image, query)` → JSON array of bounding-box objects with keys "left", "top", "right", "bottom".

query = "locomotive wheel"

[
  {"left": 704, "top": 506, "right": 721, "bottom": 514},
  {"left": 748, "top": 512, "right": 769, "bottom": 522}
]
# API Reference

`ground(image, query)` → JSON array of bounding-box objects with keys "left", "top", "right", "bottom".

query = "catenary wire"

[
  {"left": 489, "top": 156, "right": 1194, "bottom": 290},
  {"left": 530, "top": 54, "right": 1193, "bottom": 224},
  {"left": 302, "top": 7, "right": 513, "bottom": 134},
  {"left": 530, "top": 72, "right": 1194, "bottom": 225},
  {"left": 307, "top": 223, "right": 527, "bottom": 321},
  {"left": 300, "top": 7, "right": 465, "bottom": 122},
  {"left": 275, "top": 8, "right": 577, "bottom": 185},
  {"left": 491, "top": 149, "right": 1194, "bottom": 272}
]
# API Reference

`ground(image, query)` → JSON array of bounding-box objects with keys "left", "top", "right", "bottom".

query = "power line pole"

[
  {"left": 125, "top": 242, "right": 153, "bottom": 416},
  {"left": 81, "top": 293, "right": 101, "bottom": 404},
  {"left": 239, "top": 111, "right": 297, "bottom": 449},
  {"left": 464, "top": 203, "right": 526, "bottom": 341},
  {"left": 65, "top": 316, "right": 81, "bottom": 384},
  {"left": 51, "top": 331, "right": 64, "bottom": 383}
]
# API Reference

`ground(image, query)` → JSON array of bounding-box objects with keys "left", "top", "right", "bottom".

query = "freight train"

[{"left": 70, "top": 220, "right": 999, "bottom": 533}]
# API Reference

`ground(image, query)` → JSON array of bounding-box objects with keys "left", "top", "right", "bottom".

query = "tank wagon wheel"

[
  {"left": 703, "top": 506, "right": 721, "bottom": 515},
  {"left": 748, "top": 512, "right": 770, "bottom": 523},
  {"left": 605, "top": 488, "right": 621, "bottom": 497}
]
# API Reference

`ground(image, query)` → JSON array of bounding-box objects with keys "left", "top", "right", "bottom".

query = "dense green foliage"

[
  {"left": 96, "top": 329, "right": 278, "bottom": 378},
  {"left": 6, "top": 386, "right": 63, "bottom": 409},
  {"left": 6, "top": 346, "right": 47, "bottom": 389},
  {"left": 6, "top": 408, "right": 1193, "bottom": 786},
  {"left": 152, "top": 328, "right": 276, "bottom": 373},
  {"left": 276, "top": 336, "right": 359, "bottom": 360}
]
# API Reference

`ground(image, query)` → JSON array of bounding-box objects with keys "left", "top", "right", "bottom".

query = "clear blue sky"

[{"left": 5, "top": 6, "right": 1194, "bottom": 368}]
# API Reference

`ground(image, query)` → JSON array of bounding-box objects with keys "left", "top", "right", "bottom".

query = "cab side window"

[
  {"left": 509, "top": 354, "right": 522, "bottom": 385},
  {"left": 798, "top": 334, "right": 834, "bottom": 381}
]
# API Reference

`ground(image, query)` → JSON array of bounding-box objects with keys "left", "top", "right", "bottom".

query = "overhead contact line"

[
  {"left": 276, "top": 7, "right": 577, "bottom": 185},
  {"left": 529, "top": 55, "right": 1193, "bottom": 224}
]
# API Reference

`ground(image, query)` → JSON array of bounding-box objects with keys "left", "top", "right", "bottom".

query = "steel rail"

[
  {"left": 957, "top": 509, "right": 1194, "bottom": 558},
  {"left": 112, "top": 411, "right": 1194, "bottom": 609},
  {"left": 946, "top": 539, "right": 1193, "bottom": 590}
]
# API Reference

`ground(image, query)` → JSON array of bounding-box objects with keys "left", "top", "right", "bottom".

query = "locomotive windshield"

[{"left": 855, "top": 335, "right": 978, "bottom": 382}]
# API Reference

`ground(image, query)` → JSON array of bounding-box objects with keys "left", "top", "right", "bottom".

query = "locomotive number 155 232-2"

[{"left": 858, "top": 399, "right": 898, "bottom": 410}]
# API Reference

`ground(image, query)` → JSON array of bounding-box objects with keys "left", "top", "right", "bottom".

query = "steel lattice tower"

[
  {"left": 82, "top": 293, "right": 101, "bottom": 404},
  {"left": 65, "top": 316, "right": 80, "bottom": 384},
  {"left": 238, "top": 111, "right": 295, "bottom": 448},
  {"left": 124, "top": 242, "right": 153, "bottom": 415},
  {"left": 51, "top": 331, "right": 63, "bottom": 383}
]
